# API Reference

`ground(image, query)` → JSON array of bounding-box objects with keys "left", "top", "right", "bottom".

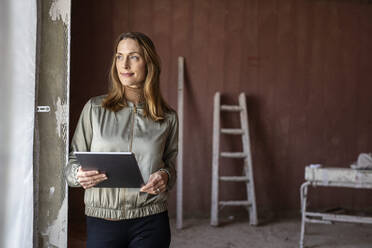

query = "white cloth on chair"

[{"left": 351, "top": 153, "right": 372, "bottom": 170}]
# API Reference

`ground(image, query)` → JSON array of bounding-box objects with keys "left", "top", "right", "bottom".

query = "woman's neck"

[{"left": 124, "top": 86, "right": 144, "bottom": 105}]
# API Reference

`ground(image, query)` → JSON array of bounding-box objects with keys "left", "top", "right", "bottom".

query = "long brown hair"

[{"left": 102, "top": 32, "right": 171, "bottom": 121}]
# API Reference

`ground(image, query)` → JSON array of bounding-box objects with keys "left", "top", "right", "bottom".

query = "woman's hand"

[
  {"left": 140, "top": 170, "right": 168, "bottom": 195},
  {"left": 77, "top": 166, "right": 107, "bottom": 189}
]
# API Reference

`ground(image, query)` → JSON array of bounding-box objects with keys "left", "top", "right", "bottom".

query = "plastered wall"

[
  {"left": 35, "top": 0, "right": 70, "bottom": 247},
  {"left": 69, "top": 0, "right": 372, "bottom": 223}
]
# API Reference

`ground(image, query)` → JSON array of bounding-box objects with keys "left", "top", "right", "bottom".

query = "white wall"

[{"left": 0, "top": 0, "right": 37, "bottom": 247}]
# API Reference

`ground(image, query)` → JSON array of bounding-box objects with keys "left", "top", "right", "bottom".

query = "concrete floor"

[
  {"left": 170, "top": 217, "right": 372, "bottom": 248},
  {"left": 69, "top": 217, "right": 372, "bottom": 248}
]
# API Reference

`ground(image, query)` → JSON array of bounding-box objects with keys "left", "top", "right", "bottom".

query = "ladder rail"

[
  {"left": 239, "top": 93, "right": 258, "bottom": 225},
  {"left": 211, "top": 92, "right": 221, "bottom": 226}
]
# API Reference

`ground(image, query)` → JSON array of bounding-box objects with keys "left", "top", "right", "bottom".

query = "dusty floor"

[
  {"left": 170, "top": 217, "right": 372, "bottom": 248},
  {"left": 69, "top": 217, "right": 372, "bottom": 248}
]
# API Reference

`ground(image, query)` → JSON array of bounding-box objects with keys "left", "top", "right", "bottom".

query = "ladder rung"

[
  {"left": 219, "top": 201, "right": 251, "bottom": 206},
  {"left": 220, "top": 105, "right": 242, "bottom": 112},
  {"left": 220, "top": 152, "right": 246, "bottom": 158},
  {"left": 219, "top": 176, "right": 250, "bottom": 182},
  {"left": 221, "top": 128, "right": 244, "bottom": 135}
]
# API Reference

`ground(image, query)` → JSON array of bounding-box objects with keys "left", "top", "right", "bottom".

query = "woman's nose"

[{"left": 123, "top": 57, "right": 130, "bottom": 69}]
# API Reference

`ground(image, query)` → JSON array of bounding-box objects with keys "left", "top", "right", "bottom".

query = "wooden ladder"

[{"left": 211, "top": 92, "right": 258, "bottom": 226}]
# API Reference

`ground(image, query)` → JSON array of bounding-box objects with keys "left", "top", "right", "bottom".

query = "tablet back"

[{"left": 75, "top": 152, "right": 144, "bottom": 188}]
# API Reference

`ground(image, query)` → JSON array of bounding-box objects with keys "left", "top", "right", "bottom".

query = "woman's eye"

[
  {"left": 129, "top": 55, "right": 139, "bottom": 60},
  {"left": 116, "top": 55, "right": 123, "bottom": 60}
]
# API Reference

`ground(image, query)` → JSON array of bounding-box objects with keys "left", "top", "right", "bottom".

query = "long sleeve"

[
  {"left": 161, "top": 112, "right": 179, "bottom": 190},
  {"left": 64, "top": 99, "right": 93, "bottom": 187}
]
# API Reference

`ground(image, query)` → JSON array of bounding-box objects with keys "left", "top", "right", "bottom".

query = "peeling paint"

[
  {"left": 41, "top": 196, "right": 67, "bottom": 247},
  {"left": 55, "top": 97, "right": 68, "bottom": 142},
  {"left": 49, "top": 0, "right": 70, "bottom": 26},
  {"left": 49, "top": 187, "right": 55, "bottom": 199}
]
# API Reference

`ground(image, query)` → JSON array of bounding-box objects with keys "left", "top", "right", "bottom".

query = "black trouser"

[{"left": 86, "top": 211, "right": 171, "bottom": 248}]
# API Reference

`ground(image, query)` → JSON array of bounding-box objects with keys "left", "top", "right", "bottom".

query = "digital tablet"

[{"left": 74, "top": 152, "right": 144, "bottom": 188}]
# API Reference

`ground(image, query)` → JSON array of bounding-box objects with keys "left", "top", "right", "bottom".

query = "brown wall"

[{"left": 69, "top": 0, "right": 372, "bottom": 221}]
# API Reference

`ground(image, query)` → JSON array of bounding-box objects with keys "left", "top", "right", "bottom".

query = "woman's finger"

[
  {"left": 139, "top": 170, "right": 168, "bottom": 193},
  {"left": 151, "top": 183, "right": 166, "bottom": 194},
  {"left": 140, "top": 171, "right": 165, "bottom": 191},
  {"left": 82, "top": 176, "right": 107, "bottom": 189},
  {"left": 78, "top": 173, "right": 107, "bottom": 186},
  {"left": 141, "top": 180, "right": 165, "bottom": 194},
  {"left": 83, "top": 179, "right": 100, "bottom": 189},
  {"left": 140, "top": 175, "right": 157, "bottom": 191},
  {"left": 77, "top": 168, "right": 99, "bottom": 177},
  {"left": 78, "top": 173, "right": 106, "bottom": 183}
]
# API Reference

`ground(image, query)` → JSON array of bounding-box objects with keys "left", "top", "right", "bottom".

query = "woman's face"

[{"left": 115, "top": 38, "right": 146, "bottom": 88}]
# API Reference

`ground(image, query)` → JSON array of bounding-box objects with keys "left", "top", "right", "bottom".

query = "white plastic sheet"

[{"left": 0, "top": 0, "right": 37, "bottom": 247}]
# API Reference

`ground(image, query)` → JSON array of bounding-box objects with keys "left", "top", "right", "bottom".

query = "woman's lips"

[{"left": 121, "top": 72, "right": 134, "bottom": 77}]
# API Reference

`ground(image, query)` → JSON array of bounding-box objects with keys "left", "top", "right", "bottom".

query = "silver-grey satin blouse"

[{"left": 64, "top": 95, "right": 178, "bottom": 220}]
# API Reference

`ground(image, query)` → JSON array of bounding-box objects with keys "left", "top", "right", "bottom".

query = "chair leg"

[{"left": 300, "top": 182, "right": 310, "bottom": 248}]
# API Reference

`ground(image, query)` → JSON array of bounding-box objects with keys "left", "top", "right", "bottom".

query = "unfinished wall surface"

[
  {"left": 69, "top": 0, "right": 372, "bottom": 225},
  {"left": 35, "top": 0, "right": 70, "bottom": 247}
]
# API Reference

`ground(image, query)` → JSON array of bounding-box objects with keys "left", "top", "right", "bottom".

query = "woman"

[{"left": 64, "top": 32, "right": 178, "bottom": 248}]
